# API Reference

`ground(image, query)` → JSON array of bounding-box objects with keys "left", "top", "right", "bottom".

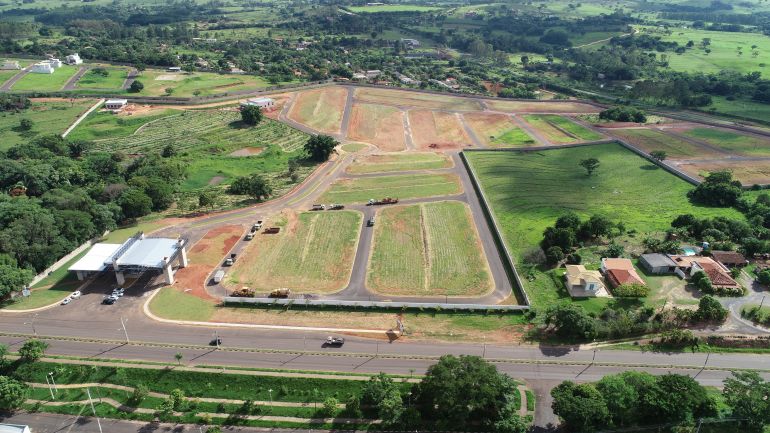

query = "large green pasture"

[
  {"left": 67, "top": 108, "right": 181, "bottom": 141},
  {"left": 465, "top": 143, "right": 743, "bottom": 309},
  {"left": 136, "top": 70, "right": 276, "bottom": 97},
  {"left": 609, "top": 128, "right": 704, "bottom": 158},
  {"left": 0, "top": 99, "right": 95, "bottom": 151},
  {"left": 709, "top": 96, "right": 770, "bottom": 125},
  {"left": 539, "top": 115, "right": 604, "bottom": 141},
  {"left": 75, "top": 68, "right": 128, "bottom": 89},
  {"left": 319, "top": 173, "right": 462, "bottom": 204},
  {"left": 639, "top": 27, "right": 770, "bottom": 74},
  {"left": 681, "top": 127, "right": 770, "bottom": 157},
  {"left": 11, "top": 65, "right": 80, "bottom": 91}
]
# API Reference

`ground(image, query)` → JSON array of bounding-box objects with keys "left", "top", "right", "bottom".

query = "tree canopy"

[{"left": 304, "top": 135, "right": 338, "bottom": 162}]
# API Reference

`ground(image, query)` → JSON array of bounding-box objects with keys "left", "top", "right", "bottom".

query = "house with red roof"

[
  {"left": 669, "top": 255, "right": 740, "bottom": 289},
  {"left": 601, "top": 258, "right": 646, "bottom": 288}
]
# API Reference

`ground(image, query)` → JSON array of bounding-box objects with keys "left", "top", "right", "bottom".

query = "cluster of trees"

[
  {"left": 598, "top": 105, "right": 647, "bottom": 123},
  {"left": 670, "top": 213, "right": 753, "bottom": 248},
  {"left": 0, "top": 339, "right": 49, "bottom": 411},
  {"left": 552, "top": 371, "right": 716, "bottom": 432},
  {"left": 0, "top": 94, "right": 30, "bottom": 112},
  {"left": 688, "top": 170, "right": 743, "bottom": 207},
  {"left": 541, "top": 212, "right": 623, "bottom": 264}
]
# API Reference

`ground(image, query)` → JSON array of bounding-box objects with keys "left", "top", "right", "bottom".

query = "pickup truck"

[
  {"left": 245, "top": 232, "right": 254, "bottom": 241},
  {"left": 213, "top": 270, "right": 225, "bottom": 283},
  {"left": 252, "top": 220, "right": 263, "bottom": 231},
  {"left": 224, "top": 253, "right": 237, "bottom": 266},
  {"left": 311, "top": 204, "right": 326, "bottom": 211},
  {"left": 325, "top": 336, "right": 345, "bottom": 347}
]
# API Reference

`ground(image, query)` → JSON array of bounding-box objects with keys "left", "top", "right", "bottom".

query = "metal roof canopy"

[
  {"left": 110, "top": 236, "right": 182, "bottom": 271},
  {"left": 68, "top": 243, "right": 122, "bottom": 272}
]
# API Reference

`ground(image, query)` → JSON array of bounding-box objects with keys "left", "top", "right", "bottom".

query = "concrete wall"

[{"left": 224, "top": 297, "right": 528, "bottom": 311}]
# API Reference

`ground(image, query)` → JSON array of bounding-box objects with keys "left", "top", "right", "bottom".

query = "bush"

[
  {"left": 658, "top": 329, "right": 698, "bottom": 348},
  {"left": 545, "top": 246, "right": 564, "bottom": 265},
  {"left": 612, "top": 283, "right": 650, "bottom": 297},
  {"left": 695, "top": 295, "right": 728, "bottom": 323},
  {"left": 129, "top": 80, "right": 144, "bottom": 93},
  {"left": 599, "top": 105, "right": 647, "bottom": 123},
  {"left": 321, "top": 396, "right": 338, "bottom": 417},
  {"left": 566, "top": 253, "right": 582, "bottom": 264}
]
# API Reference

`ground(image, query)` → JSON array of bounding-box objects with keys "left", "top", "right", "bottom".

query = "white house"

[
  {"left": 104, "top": 99, "right": 128, "bottom": 111},
  {"left": 65, "top": 53, "right": 83, "bottom": 65},
  {"left": 167, "top": 66, "right": 182, "bottom": 72},
  {"left": 365, "top": 70, "right": 381, "bottom": 79},
  {"left": 0, "top": 60, "right": 20, "bottom": 70},
  {"left": 240, "top": 97, "right": 275, "bottom": 109},
  {"left": 48, "top": 58, "right": 62, "bottom": 68},
  {"left": 30, "top": 62, "right": 55, "bottom": 74}
]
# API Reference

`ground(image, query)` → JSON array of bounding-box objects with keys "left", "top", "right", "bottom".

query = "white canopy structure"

[{"left": 69, "top": 232, "right": 187, "bottom": 285}]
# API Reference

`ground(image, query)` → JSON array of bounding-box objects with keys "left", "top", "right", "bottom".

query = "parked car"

[
  {"left": 112, "top": 289, "right": 124, "bottom": 297},
  {"left": 70, "top": 291, "right": 81, "bottom": 299},
  {"left": 61, "top": 297, "right": 71, "bottom": 305},
  {"left": 367, "top": 217, "right": 375, "bottom": 227},
  {"left": 102, "top": 297, "right": 116, "bottom": 305},
  {"left": 209, "top": 337, "right": 222, "bottom": 346},
  {"left": 325, "top": 336, "right": 345, "bottom": 347}
]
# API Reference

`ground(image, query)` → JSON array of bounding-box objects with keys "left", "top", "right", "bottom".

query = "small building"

[
  {"left": 65, "top": 53, "right": 82, "bottom": 65},
  {"left": 710, "top": 250, "right": 748, "bottom": 268},
  {"left": 564, "top": 265, "right": 609, "bottom": 298},
  {"left": 240, "top": 97, "right": 275, "bottom": 110},
  {"left": 48, "top": 58, "right": 62, "bottom": 68},
  {"left": 167, "top": 66, "right": 182, "bottom": 72},
  {"left": 104, "top": 99, "right": 128, "bottom": 111},
  {"left": 670, "top": 255, "right": 740, "bottom": 289},
  {"left": 601, "top": 258, "right": 646, "bottom": 288},
  {"left": 365, "top": 69, "right": 381, "bottom": 79},
  {"left": 401, "top": 38, "right": 420, "bottom": 49},
  {"left": 30, "top": 62, "right": 55, "bottom": 74},
  {"left": 352, "top": 72, "right": 367, "bottom": 80},
  {"left": 639, "top": 253, "right": 678, "bottom": 274},
  {"left": 0, "top": 60, "right": 20, "bottom": 70}
]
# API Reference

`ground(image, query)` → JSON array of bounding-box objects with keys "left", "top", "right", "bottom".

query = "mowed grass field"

[
  {"left": 607, "top": 128, "right": 712, "bottom": 159},
  {"left": 347, "top": 4, "right": 440, "bottom": 12},
  {"left": 709, "top": 96, "right": 770, "bottom": 124},
  {"left": 287, "top": 86, "right": 347, "bottom": 134},
  {"left": 0, "top": 98, "right": 95, "bottom": 150},
  {"left": 540, "top": 115, "right": 604, "bottom": 141},
  {"left": 67, "top": 108, "right": 180, "bottom": 141},
  {"left": 680, "top": 127, "right": 770, "bottom": 157},
  {"left": 347, "top": 103, "right": 405, "bottom": 151},
  {"left": 521, "top": 115, "right": 579, "bottom": 144},
  {"left": 226, "top": 211, "right": 361, "bottom": 293},
  {"left": 135, "top": 70, "right": 276, "bottom": 97},
  {"left": 346, "top": 152, "right": 451, "bottom": 174},
  {"left": 487, "top": 100, "right": 599, "bottom": 113},
  {"left": 354, "top": 87, "right": 482, "bottom": 111},
  {"left": 11, "top": 65, "right": 80, "bottom": 91},
  {"left": 463, "top": 112, "right": 536, "bottom": 147},
  {"left": 319, "top": 173, "right": 462, "bottom": 204},
  {"left": 465, "top": 143, "right": 743, "bottom": 308},
  {"left": 75, "top": 68, "right": 128, "bottom": 89},
  {"left": 367, "top": 201, "right": 492, "bottom": 297}
]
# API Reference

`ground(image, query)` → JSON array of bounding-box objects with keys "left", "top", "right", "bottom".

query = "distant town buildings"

[{"left": 395, "top": 72, "right": 420, "bottom": 85}]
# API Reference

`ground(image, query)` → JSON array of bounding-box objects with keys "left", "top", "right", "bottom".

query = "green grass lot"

[
  {"left": 227, "top": 211, "right": 362, "bottom": 293},
  {"left": 367, "top": 201, "right": 492, "bottom": 297},
  {"left": 346, "top": 152, "right": 451, "bottom": 174},
  {"left": 492, "top": 127, "right": 537, "bottom": 147},
  {"left": 75, "top": 68, "right": 128, "bottom": 89},
  {"left": 681, "top": 127, "right": 770, "bottom": 157},
  {"left": 0, "top": 99, "right": 95, "bottom": 151},
  {"left": 540, "top": 115, "right": 604, "bottom": 141},
  {"left": 0, "top": 69, "right": 20, "bottom": 86},
  {"left": 135, "top": 70, "right": 275, "bottom": 97},
  {"left": 67, "top": 108, "right": 180, "bottom": 141},
  {"left": 347, "top": 4, "right": 441, "bottom": 12},
  {"left": 10, "top": 65, "right": 79, "bottom": 91},
  {"left": 319, "top": 173, "right": 462, "bottom": 204},
  {"left": 464, "top": 143, "right": 743, "bottom": 310},
  {"left": 150, "top": 286, "right": 216, "bottom": 321},
  {"left": 609, "top": 128, "right": 704, "bottom": 159},
  {"left": 708, "top": 96, "right": 770, "bottom": 125},
  {"left": 341, "top": 142, "right": 368, "bottom": 153},
  {"left": 102, "top": 218, "right": 172, "bottom": 243},
  {"left": 521, "top": 115, "right": 578, "bottom": 144},
  {"left": 638, "top": 26, "right": 770, "bottom": 74}
]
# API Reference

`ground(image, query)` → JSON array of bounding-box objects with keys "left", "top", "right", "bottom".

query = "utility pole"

[
  {"left": 26, "top": 313, "right": 39, "bottom": 336},
  {"left": 120, "top": 317, "right": 129, "bottom": 343},
  {"left": 48, "top": 372, "right": 57, "bottom": 394},
  {"left": 760, "top": 295, "right": 766, "bottom": 310},
  {"left": 44, "top": 374, "right": 55, "bottom": 399},
  {"left": 86, "top": 388, "right": 103, "bottom": 433}
]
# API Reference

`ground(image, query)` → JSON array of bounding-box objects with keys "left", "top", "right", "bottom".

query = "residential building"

[
  {"left": 167, "top": 66, "right": 182, "bottom": 72},
  {"left": 65, "top": 53, "right": 83, "bottom": 65},
  {"left": 48, "top": 58, "right": 62, "bottom": 68},
  {"left": 30, "top": 62, "right": 55, "bottom": 74},
  {"left": 670, "top": 255, "right": 740, "bottom": 289},
  {"left": 564, "top": 265, "right": 609, "bottom": 298},
  {"left": 601, "top": 258, "right": 646, "bottom": 288},
  {"left": 365, "top": 69, "right": 381, "bottom": 79},
  {"left": 240, "top": 97, "right": 275, "bottom": 109},
  {"left": 710, "top": 250, "right": 748, "bottom": 268},
  {"left": 401, "top": 38, "right": 420, "bottom": 49},
  {"left": 639, "top": 253, "right": 678, "bottom": 274},
  {"left": 352, "top": 72, "right": 367, "bottom": 80},
  {"left": 0, "top": 60, "right": 20, "bottom": 70},
  {"left": 104, "top": 99, "right": 128, "bottom": 111}
]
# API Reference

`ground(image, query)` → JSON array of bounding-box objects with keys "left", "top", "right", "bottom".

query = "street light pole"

[
  {"left": 48, "top": 372, "right": 57, "bottom": 393},
  {"left": 120, "top": 317, "right": 129, "bottom": 343},
  {"left": 86, "top": 388, "right": 103, "bottom": 433},
  {"left": 268, "top": 389, "right": 273, "bottom": 407},
  {"left": 44, "top": 375, "right": 54, "bottom": 399}
]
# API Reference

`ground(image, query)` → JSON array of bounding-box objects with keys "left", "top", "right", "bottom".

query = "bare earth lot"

[
  {"left": 409, "top": 110, "right": 472, "bottom": 150},
  {"left": 287, "top": 86, "right": 347, "bottom": 134},
  {"left": 353, "top": 87, "right": 482, "bottom": 111},
  {"left": 346, "top": 152, "right": 451, "bottom": 174},
  {"left": 348, "top": 102, "right": 406, "bottom": 151},
  {"left": 487, "top": 99, "right": 600, "bottom": 113}
]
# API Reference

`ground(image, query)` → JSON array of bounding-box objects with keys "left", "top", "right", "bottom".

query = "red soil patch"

[
  {"left": 408, "top": 110, "right": 472, "bottom": 151},
  {"left": 228, "top": 147, "right": 264, "bottom": 157},
  {"left": 348, "top": 102, "right": 405, "bottom": 151},
  {"left": 173, "top": 224, "right": 244, "bottom": 300}
]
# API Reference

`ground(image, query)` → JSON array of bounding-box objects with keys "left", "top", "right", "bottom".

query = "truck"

[
  {"left": 264, "top": 227, "right": 280, "bottom": 234},
  {"left": 269, "top": 288, "right": 291, "bottom": 298},
  {"left": 367, "top": 197, "right": 399, "bottom": 206},
  {"left": 245, "top": 232, "right": 254, "bottom": 241},
  {"left": 311, "top": 204, "right": 326, "bottom": 211},
  {"left": 212, "top": 270, "right": 225, "bottom": 284},
  {"left": 224, "top": 253, "right": 237, "bottom": 266},
  {"left": 231, "top": 287, "right": 255, "bottom": 297},
  {"left": 328, "top": 204, "right": 345, "bottom": 210},
  {"left": 252, "top": 220, "right": 263, "bottom": 231}
]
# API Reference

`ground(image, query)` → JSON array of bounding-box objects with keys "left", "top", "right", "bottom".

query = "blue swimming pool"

[{"left": 682, "top": 247, "right": 697, "bottom": 256}]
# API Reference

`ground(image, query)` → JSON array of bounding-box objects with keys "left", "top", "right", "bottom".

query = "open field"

[
  {"left": 607, "top": 127, "right": 713, "bottom": 159},
  {"left": 346, "top": 152, "right": 451, "bottom": 174},
  {"left": 226, "top": 210, "right": 361, "bottom": 293},
  {"left": 354, "top": 87, "right": 482, "bottom": 111},
  {"left": 135, "top": 70, "right": 276, "bottom": 97},
  {"left": 678, "top": 160, "right": 770, "bottom": 186},
  {"left": 521, "top": 114, "right": 578, "bottom": 144},
  {"left": 0, "top": 69, "right": 20, "bottom": 85},
  {"left": 319, "top": 173, "right": 462, "bottom": 204},
  {"left": 679, "top": 127, "right": 770, "bottom": 157},
  {"left": 465, "top": 143, "right": 744, "bottom": 309},
  {"left": 709, "top": 96, "right": 770, "bottom": 124},
  {"left": 487, "top": 100, "right": 600, "bottom": 113},
  {"left": 347, "top": 102, "right": 405, "bottom": 151},
  {"left": 341, "top": 142, "right": 368, "bottom": 153},
  {"left": 367, "top": 201, "right": 492, "bottom": 297},
  {"left": 0, "top": 98, "right": 95, "bottom": 150},
  {"left": 10, "top": 65, "right": 79, "bottom": 91},
  {"left": 67, "top": 108, "right": 180, "bottom": 141},
  {"left": 463, "top": 112, "right": 536, "bottom": 147},
  {"left": 540, "top": 115, "right": 604, "bottom": 141},
  {"left": 408, "top": 110, "right": 472, "bottom": 150},
  {"left": 347, "top": 4, "right": 441, "bottom": 12},
  {"left": 287, "top": 86, "right": 347, "bottom": 134},
  {"left": 75, "top": 68, "right": 128, "bottom": 89}
]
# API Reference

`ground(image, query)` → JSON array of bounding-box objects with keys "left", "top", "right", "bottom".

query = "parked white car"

[
  {"left": 61, "top": 297, "right": 71, "bottom": 305},
  {"left": 70, "top": 290, "right": 81, "bottom": 299}
]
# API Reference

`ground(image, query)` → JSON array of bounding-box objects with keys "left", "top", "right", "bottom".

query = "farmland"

[
  {"left": 463, "top": 112, "right": 536, "bottom": 147},
  {"left": 226, "top": 211, "right": 361, "bottom": 293},
  {"left": 134, "top": 70, "right": 276, "bottom": 97},
  {"left": 354, "top": 87, "right": 482, "bottom": 111},
  {"left": 487, "top": 100, "right": 600, "bottom": 114},
  {"left": 287, "top": 86, "right": 347, "bottom": 134},
  {"left": 346, "top": 152, "right": 451, "bottom": 174},
  {"left": 319, "top": 173, "right": 462, "bottom": 204},
  {"left": 408, "top": 110, "right": 472, "bottom": 150},
  {"left": 10, "top": 65, "right": 79, "bottom": 91},
  {"left": 679, "top": 127, "right": 770, "bottom": 157},
  {"left": 608, "top": 128, "right": 711, "bottom": 159},
  {"left": 75, "top": 68, "right": 128, "bottom": 89},
  {"left": 521, "top": 115, "right": 579, "bottom": 144},
  {"left": 367, "top": 201, "right": 492, "bottom": 297},
  {"left": 465, "top": 143, "right": 743, "bottom": 309},
  {"left": 347, "top": 103, "right": 406, "bottom": 151},
  {"left": 0, "top": 98, "right": 95, "bottom": 150}
]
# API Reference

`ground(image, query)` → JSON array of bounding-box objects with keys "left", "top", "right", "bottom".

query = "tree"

[
  {"left": 360, "top": 373, "right": 402, "bottom": 423},
  {"left": 18, "top": 118, "right": 33, "bottom": 131},
  {"left": 170, "top": 388, "right": 186, "bottom": 410},
  {"left": 688, "top": 170, "right": 742, "bottom": 207},
  {"left": 18, "top": 339, "right": 48, "bottom": 361},
  {"left": 321, "top": 397, "right": 338, "bottom": 417},
  {"left": 228, "top": 174, "right": 272, "bottom": 200},
  {"left": 544, "top": 303, "right": 597, "bottom": 340},
  {"left": 604, "top": 242, "right": 624, "bottom": 258},
  {"left": 580, "top": 158, "right": 600, "bottom": 176},
  {"left": 596, "top": 373, "right": 639, "bottom": 427},
  {"left": 696, "top": 295, "right": 728, "bottom": 322},
  {"left": 723, "top": 371, "right": 770, "bottom": 430},
  {"left": 650, "top": 151, "right": 667, "bottom": 161},
  {"left": 546, "top": 246, "right": 564, "bottom": 265},
  {"left": 129, "top": 80, "right": 144, "bottom": 93},
  {"left": 161, "top": 144, "right": 176, "bottom": 158},
  {"left": 0, "top": 376, "right": 29, "bottom": 410},
  {"left": 174, "top": 352, "right": 183, "bottom": 365},
  {"left": 305, "top": 135, "right": 338, "bottom": 162},
  {"left": 551, "top": 381, "right": 609, "bottom": 432},
  {"left": 240, "top": 105, "right": 263, "bottom": 126},
  {"left": 198, "top": 191, "right": 216, "bottom": 209},
  {"left": 0, "top": 264, "right": 33, "bottom": 299},
  {"left": 117, "top": 188, "right": 152, "bottom": 219}
]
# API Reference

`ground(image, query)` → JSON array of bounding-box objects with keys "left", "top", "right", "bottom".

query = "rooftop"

[
  {"left": 115, "top": 237, "right": 181, "bottom": 269},
  {"left": 68, "top": 243, "right": 122, "bottom": 272},
  {"left": 641, "top": 253, "right": 677, "bottom": 267}
]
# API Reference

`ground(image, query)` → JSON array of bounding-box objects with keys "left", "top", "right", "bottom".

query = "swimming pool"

[{"left": 682, "top": 247, "right": 697, "bottom": 256}]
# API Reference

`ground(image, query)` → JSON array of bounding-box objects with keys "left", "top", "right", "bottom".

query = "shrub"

[
  {"left": 612, "top": 283, "right": 650, "bottom": 297},
  {"left": 129, "top": 80, "right": 144, "bottom": 93},
  {"left": 321, "top": 396, "right": 338, "bottom": 417},
  {"left": 658, "top": 329, "right": 698, "bottom": 347},
  {"left": 546, "top": 246, "right": 564, "bottom": 265},
  {"left": 566, "top": 253, "right": 582, "bottom": 264},
  {"left": 695, "top": 295, "right": 728, "bottom": 323}
]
